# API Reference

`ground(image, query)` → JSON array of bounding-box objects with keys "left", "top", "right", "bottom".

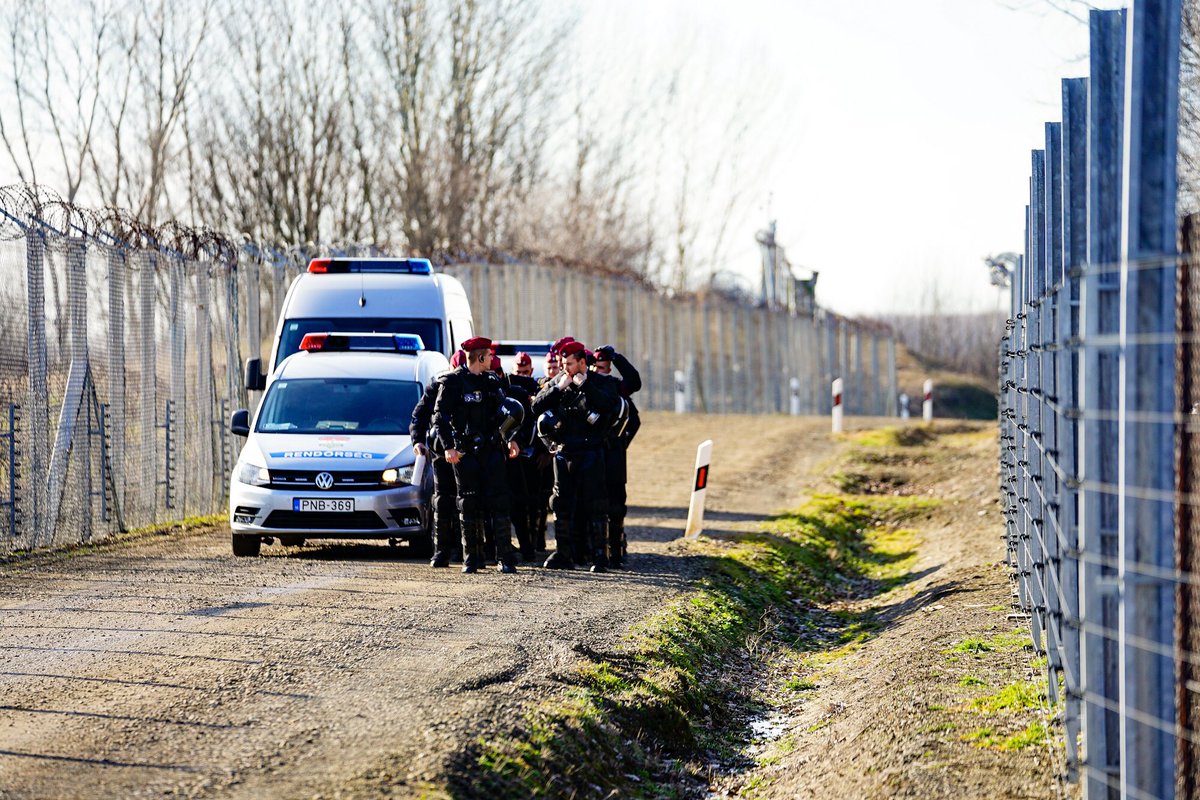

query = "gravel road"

[{"left": 0, "top": 412, "right": 853, "bottom": 799}]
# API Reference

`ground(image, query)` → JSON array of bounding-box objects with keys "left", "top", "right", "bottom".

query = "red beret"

[
  {"left": 560, "top": 341, "right": 586, "bottom": 358},
  {"left": 461, "top": 336, "right": 492, "bottom": 352},
  {"left": 515, "top": 351, "right": 532, "bottom": 366},
  {"left": 450, "top": 349, "right": 466, "bottom": 368},
  {"left": 490, "top": 355, "right": 503, "bottom": 372},
  {"left": 550, "top": 336, "right": 576, "bottom": 354}
]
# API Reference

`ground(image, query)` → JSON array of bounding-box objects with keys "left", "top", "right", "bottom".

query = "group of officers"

[{"left": 410, "top": 335, "right": 641, "bottom": 574}]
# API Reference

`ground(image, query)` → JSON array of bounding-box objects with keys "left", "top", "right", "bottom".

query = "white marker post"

[
  {"left": 922, "top": 379, "right": 933, "bottom": 422},
  {"left": 789, "top": 377, "right": 801, "bottom": 416},
  {"left": 684, "top": 439, "right": 713, "bottom": 540},
  {"left": 674, "top": 369, "right": 687, "bottom": 414},
  {"left": 899, "top": 393, "right": 910, "bottom": 419},
  {"left": 831, "top": 378, "right": 844, "bottom": 433}
]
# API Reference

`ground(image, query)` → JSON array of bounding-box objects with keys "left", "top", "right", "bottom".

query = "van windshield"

[
  {"left": 276, "top": 318, "right": 442, "bottom": 367},
  {"left": 255, "top": 378, "right": 421, "bottom": 435}
]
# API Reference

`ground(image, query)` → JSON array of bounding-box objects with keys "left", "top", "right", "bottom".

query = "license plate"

[{"left": 293, "top": 498, "right": 354, "bottom": 513}]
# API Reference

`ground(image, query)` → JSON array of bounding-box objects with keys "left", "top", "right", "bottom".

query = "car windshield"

[
  {"left": 276, "top": 318, "right": 442, "bottom": 368},
  {"left": 255, "top": 378, "right": 421, "bottom": 435}
]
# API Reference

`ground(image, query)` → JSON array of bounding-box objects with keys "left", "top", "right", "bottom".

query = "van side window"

[{"left": 449, "top": 319, "right": 475, "bottom": 351}]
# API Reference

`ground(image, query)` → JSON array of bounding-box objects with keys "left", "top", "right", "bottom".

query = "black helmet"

[
  {"left": 499, "top": 396, "right": 525, "bottom": 441},
  {"left": 536, "top": 409, "right": 564, "bottom": 449},
  {"left": 609, "top": 395, "right": 630, "bottom": 439}
]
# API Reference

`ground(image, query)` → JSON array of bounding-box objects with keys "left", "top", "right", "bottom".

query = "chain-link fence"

[
  {"left": 999, "top": 4, "right": 1199, "bottom": 799},
  {"left": 0, "top": 185, "right": 898, "bottom": 555}
]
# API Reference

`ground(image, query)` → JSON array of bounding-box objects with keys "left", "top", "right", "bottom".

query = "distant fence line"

[
  {"left": 0, "top": 185, "right": 897, "bottom": 554},
  {"left": 999, "top": 4, "right": 1200, "bottom": 800}
]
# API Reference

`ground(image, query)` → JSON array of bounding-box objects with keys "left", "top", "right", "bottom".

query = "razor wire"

[{"left": 0, "top": 183, "right": 900, "bottom": 555}]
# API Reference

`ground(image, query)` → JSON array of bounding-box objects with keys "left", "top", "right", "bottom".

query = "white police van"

[
  {"left": 244, "top": 257, "right": 474, "bottom": 391},
  {"left": 228, "top": 333, "right": 449, "bottom": 557}
]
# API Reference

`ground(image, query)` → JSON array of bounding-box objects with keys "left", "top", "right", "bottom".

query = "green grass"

[
  {"left": 459, "top": 493, "right": 929, "bottom": 799},
  {"left": 958, "top": 675, "right": 986, "bottom": 687},
  {"left": 999, "top": 721, "right": 1049, "bottom": 751},
  {"left": 970, "top": 681, "right": 1045, "bottom": 713}
]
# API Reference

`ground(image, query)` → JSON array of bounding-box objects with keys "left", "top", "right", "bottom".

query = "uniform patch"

[{"left": 464, "top": 391, "right": 483, "bottom": 403}]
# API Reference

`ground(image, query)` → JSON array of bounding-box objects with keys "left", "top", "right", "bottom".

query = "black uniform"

[
  {"left": 410, "top": 374, "right": 460, "bottom": 566},
  {"left": 532, "top": 370, "right": 620, "bottom": 571},
  {"left": 506, "top": 373, "right": 541, "bottom": 558},
  {"left": 601, "top": 350, "right": 642, "bottom": 566},
  {"left": 531, "top": 375, "right": 558, "bottom": 550},
  {"left": 433, "top": 365, "right": 517, "bottom": 573}
]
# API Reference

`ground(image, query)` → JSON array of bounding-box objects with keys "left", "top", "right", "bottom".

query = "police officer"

[
  {"left": 593, "top": 344, "right": 641, "bottom": 568},
  {"left": 506, "top": 353, "right": 542, "bottom": 560},
  {"left": 533, "top": 340, "right": 619, "bottom": 572},
  {"left": 410, "top": 350, "right": 463, "bottom": 567},
  {"left": 433, "top": 337, "right": 522, "bottom": 574}
]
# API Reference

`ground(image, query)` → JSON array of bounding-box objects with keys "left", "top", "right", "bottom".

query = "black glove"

[{"left": 596, "top": 345, "right": 616, "bottom": 361}]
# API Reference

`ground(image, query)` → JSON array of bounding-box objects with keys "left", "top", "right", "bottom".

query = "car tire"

[
  {"left": 409, "top": 534, "right": 434, "bottom": 559},
  {"left": 278, "top": 535, "right": 305, "bottom": 548},
  {"left": 231, "top": 534, "right": 262, "bottom": 557}
]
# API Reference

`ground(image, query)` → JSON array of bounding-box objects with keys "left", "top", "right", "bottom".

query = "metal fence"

[
  {"left": 0, "top": 186, "right": 897, "bottom": 554},
  {"left": 999, "top": 3, "right": 1199, "bottom": 798}
]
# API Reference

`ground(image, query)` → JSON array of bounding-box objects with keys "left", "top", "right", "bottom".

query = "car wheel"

[
  {"left": 231, "top": 534, "right": 262, "bottom": 557},
  {"left": 409, "top": 534, "right": 434, "bottom": 559}
]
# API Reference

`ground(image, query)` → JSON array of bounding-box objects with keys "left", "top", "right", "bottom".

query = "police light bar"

[
  {"left": 298, "top": 332, "right": 426, "bottom": 354},
  {"left": 307, "top": 258, "right": 433, "bottom": 275}
]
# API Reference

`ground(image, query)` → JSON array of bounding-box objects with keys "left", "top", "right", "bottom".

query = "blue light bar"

[{"left": 308, "top": 258, "right": 433, "bottom": 275}]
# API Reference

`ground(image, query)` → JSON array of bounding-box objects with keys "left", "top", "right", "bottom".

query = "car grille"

[
  {"left": 262, "top": 511, "right": 387, "bottom": 530},
  {"left": 268, "top": 470, "right": 384, "bottom": 490}
]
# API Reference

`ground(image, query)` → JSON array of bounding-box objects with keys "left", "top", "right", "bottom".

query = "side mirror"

[
  {"left": 244, "top": 358, "right": 266, "bottom": 391},
  {"left": 230, "top": 409, "right": 251, "bottom": 437}
]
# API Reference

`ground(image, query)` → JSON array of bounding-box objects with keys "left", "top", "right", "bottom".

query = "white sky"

[{"left": 577, "top": 0, "right": 1118, "bottom": 316}]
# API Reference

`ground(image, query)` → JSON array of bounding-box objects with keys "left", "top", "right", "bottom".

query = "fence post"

[
  {"left": 1043, "top": 120, "right": 1065, "bottom": 706},
  {"left": 1118, "top": 1, "right": 1181, "bottom": 796},
  {"left": 139, "top": 251, "right": 157, "bottom": 524},
  {"left": 106, "top": 245, "right": 126, "bottom": 513},
  {"left": 24, "top": 231, "right": 47, "bottom": 545},
  {"left": 886, "top": 337, "right": 898, "bottom": 417},
  {"left": 832, "top": 378, "right": 844, "bottom": 433},
  {"left": 1059, "top": 74, "right": 1088, "bottom": 779},
  {"left": 1079, "top": 10, "right": 1126, "bottom": 796}
]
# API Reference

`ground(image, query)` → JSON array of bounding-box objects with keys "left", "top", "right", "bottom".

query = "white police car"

[{"left": 227, "top": 333, "right": 448, "bottom": 557}]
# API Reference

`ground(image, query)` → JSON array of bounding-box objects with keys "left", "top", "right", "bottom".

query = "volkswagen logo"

[{"left": 314, "top": 472, "right": 335, "bottom": 490}]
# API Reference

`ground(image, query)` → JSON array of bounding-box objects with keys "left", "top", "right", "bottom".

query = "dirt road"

[{"left": 0, "top": 412, "right": 856, "bottom": 799}]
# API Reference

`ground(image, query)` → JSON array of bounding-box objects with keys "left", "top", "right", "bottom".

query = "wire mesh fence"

[
  {"left": 0, "top": 184, "right": 898, "bottom": 555},
  {"left": 999, "top": 3, "right": 1199, "bottom": 798}
]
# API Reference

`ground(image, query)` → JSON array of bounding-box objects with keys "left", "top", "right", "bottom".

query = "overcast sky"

[{"left": 577, "top": 0, "right": 1118, "bottom": 316}]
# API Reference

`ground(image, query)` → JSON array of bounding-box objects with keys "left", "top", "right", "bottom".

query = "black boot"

[
  {"left": 608, "top": 518, "right": 625, "bottom": 569},
  {"left": 534, "top": 508, "right": 548, "bottom": 552},
  {"left": 461, "top": 519, "right": 485, "bottom": 574},
  {"left": 430, "top": 507, "right": 451, "bottom": 568},
  {"left": 451, "top": 518, "right": 464, "bottom": 562},
  {"left": 493, "top": 515, "right": 518, "bottom": 574},
  {"left": 589, "top": 519, "right": 609, "bottom": 573},
  {"left": 543, "top": 517, "right": 575, "bottom": 569},
  {"left": 572, "top": 517, "right": 590, "bottom": 566},
  {"left": 512, "top": 507, "right": 535, "bottom": 562}
]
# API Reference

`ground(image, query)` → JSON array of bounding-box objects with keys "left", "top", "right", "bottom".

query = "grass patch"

[
  {"left": 784, "top": 677, "right": 818, "bottom": 692},
  {"left": 970, "top": 681, "right": 1045, "bottom": 713},
  {"left": 957, "top": 675, "right": 986, "bottom": 687},
  {"left": 999, "top": 721, "right": 1049, "bottom": 751},
  {"left": 458, "top": 494, "right": 926, "bottom": 799},
  {"left": 850, "top": 426, "right": 936, "bottom": 449}
]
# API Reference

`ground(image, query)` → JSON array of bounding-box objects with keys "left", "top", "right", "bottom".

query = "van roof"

[{"left": 285, "top": 272, "right": 462, "bottom": 319}]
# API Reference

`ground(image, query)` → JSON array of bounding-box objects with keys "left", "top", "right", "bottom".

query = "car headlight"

[
  {"left": 381, "top": 465, "right": 416, "bottom": 486},
  {"left": 234, "top": 462, "right": 271, "bottom": 487}
]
